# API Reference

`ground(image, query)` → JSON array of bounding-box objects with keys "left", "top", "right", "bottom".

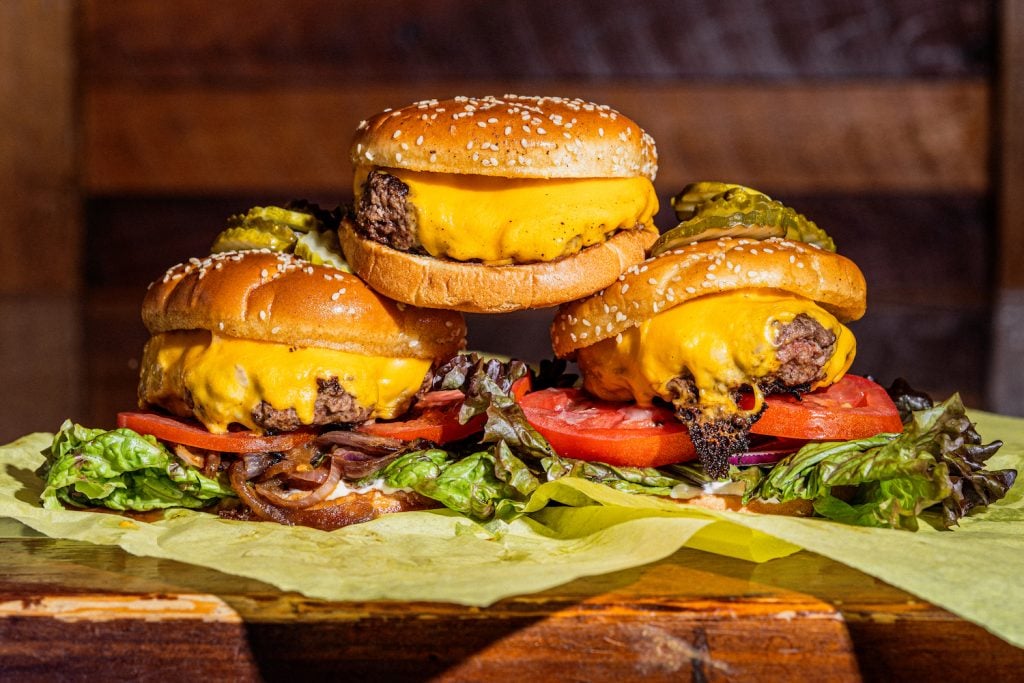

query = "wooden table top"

[{"left": 1, "top": 531, "right": 1021, "bottom": 682}]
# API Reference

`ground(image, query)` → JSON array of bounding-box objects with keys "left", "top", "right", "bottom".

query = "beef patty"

[
  {"left": 251, "top": 378, "right": 373, "bottom": 431},
  {"left": 354, "top": 170, "right": 418, "bottom": 251}
]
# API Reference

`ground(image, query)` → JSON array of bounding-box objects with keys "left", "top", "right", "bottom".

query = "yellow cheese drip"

[
  {"left": 576, "top": 290, "right": 856, "bottom": 418},
  {"left": 353, "top": 166, "right": 658, "bottom": 263},
  {"left": 139, "top": 331, "right": 431, "bottom": 433}
]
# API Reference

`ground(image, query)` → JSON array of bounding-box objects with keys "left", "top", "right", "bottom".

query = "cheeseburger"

[
  {"left": 126, "top": 249, "right": 467, "bottom": 527},
  {"left": 338, "top": 95, "right": 660, "bottom": 312},
  {"left": 547, "top": 184, "right": 874, "bottom": 479}
]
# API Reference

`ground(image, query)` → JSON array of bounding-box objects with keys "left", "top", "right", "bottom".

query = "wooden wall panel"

[
  {"left": 81, "top": 0, "right": 993, "bottom": 83},
  {"left": 83, "top": 82, "right": 990, "bottom": 196},
  {"left": 0, "top": 1, "right": 80, "bottom": 442},
  {"left": 987, "top": 0, "right": 1024, "bottom": 415},
  {"left": 0, "top": 1, "right": 79, "bottom": 294}
]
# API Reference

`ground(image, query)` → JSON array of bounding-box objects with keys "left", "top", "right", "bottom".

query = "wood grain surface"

[
  {"left": 1, "top": 532, "right": 1022, "bottom": 681},
  {"left": 82, "top": 82, "right": 989, "bottom": 196},
  {"left": 80, "top": 0, "right": 993, "bottom": 82}
]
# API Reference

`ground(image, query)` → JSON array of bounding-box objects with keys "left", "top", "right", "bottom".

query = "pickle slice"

[
  {"left": 294, "top": 230, "right": 351, "bottom": 271},
  {"left": 228, "top": 206, "right": 323, "bottom": 233},
  {"left": 652, "top": 182, "right": 836, "bottom": 256},
  {"left": 210, "top": 224, "right": 298, "bottom": 254},
  {"left": 671, "top": 181, "right": 761, "bottom": 221}
]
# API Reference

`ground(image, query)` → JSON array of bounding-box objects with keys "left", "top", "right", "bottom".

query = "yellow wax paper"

[{"left": 1, "top": 410, "right": 1022, "bottom": 649}]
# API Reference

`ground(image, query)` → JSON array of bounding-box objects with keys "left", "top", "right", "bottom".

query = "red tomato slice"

[
  {"left": 117, "top": 411, "right": 315, "bottom": 453},
  {"left": 519, "top": 387, "right": 697, "bottom": 468},
  {"left": 745, "top": 375, "right": 903, "bottom": 441},
  {"left": 358, "top": 377, "right": 532, "bottom": 444}
]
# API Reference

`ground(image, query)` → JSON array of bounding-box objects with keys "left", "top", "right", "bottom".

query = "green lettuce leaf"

[
  {"left": 375, "top": 443, "right": 538, "bottom": 522},
  {"left": 38, "top": 420, "right": 234, "bottom": 511},
  {"left": 745, "top": 395, "right": 1016, "bottom": 530}
]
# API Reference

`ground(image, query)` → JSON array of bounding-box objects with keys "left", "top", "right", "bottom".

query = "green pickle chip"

[
  {"left": 230, "top": 206, "right": 323, "bottom": 233},
  {"left": 209, "top": 203, "right": 351, "bottom": 269},
  {"left": 210, "top": 223, "right": 298, "bottom": 254},
  {"left": 652, "top": 182, "right": 836, "bottom": 256},
  {"left": 294, "top": 230, "right": 351, "bottom": 271}
]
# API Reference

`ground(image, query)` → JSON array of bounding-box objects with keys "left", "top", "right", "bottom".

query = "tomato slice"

[
  {"left": 358, "top": 401, "right": 484, "bottom": 443},
  {"left": 745, "top": 375, "right": 903, "bottom": 441},
  {"left": 519, "top": 387, "right": 697, "bottom": 468},
  {"left": 358, "top": 377, "right": 532, "bottom": 444},
  {"left": 117, "top": 411, "right": 315, "bottom": 453}
]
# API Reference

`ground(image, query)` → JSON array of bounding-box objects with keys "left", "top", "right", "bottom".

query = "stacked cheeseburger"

[{"left": 39, "top": 95, "right": 1014, "bottom": 531}]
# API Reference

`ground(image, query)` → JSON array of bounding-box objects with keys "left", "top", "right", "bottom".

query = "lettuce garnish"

[{"left": 38, "top": 420, "right": 235, "bottom": 511}]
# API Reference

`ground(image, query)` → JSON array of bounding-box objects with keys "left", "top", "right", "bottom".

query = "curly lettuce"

[{"left": 743, "top": 395, "right": 1016, "bottom": 530}]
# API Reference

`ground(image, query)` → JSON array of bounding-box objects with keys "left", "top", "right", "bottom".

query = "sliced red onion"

[
  {"left": 254, "top": 459, "right": 342, "bottom": 510},
  {"left": 315, "top": 429, "right": 405, "bottom": 454},
  {"left": 239, "top": 452, "right": 276, "bottom": 479},
  {"left": 331, "top": 448, "right": 401, "bottom": 479},
  {"left": 728, "top": 447, "right": 799, "bottom": 466},
  {"left": 228, "top": 459, "right": 291, "bottom": 525}
]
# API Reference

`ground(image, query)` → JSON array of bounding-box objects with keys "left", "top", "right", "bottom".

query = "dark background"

[{"left": 2, "top": 0, "right": 1022, "bottom": 441}]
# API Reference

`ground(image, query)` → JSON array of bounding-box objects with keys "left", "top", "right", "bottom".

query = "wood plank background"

[{"left": 2, "top": 0, "right": 1021, "bottom": 441}]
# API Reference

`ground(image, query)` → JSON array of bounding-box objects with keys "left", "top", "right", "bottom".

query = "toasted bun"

[
  {"left": 675, "top": 494, "right": 814, "bottom": 517},
  {"left": 339, "top": 219, "right": 658, "bottom": 313},
  {"left": 143, "top": 250, "right": 466, "bottom": 361},
  {"left": 257, "top": 490, "right": 440, "bottom": 531},
  {"left": 351, "top": 95, "right": 658, "bottom": 180},
  {"left": 552, "top": 237, "right": 867, "bottom": 357}
]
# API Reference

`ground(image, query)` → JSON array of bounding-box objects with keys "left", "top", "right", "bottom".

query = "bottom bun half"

[{"left": 338, "top": 221, "right": 657, "bottom": 313}]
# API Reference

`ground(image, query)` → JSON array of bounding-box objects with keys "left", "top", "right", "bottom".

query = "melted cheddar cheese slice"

[
  {"left": 353, "top": 166, "right": 658, "bottom": 264},
  {"left": 139, "top": 331, "right": 431, "bottom": 433},
  {"left": 576, "top": 290, "right": 856, "bottom": 418}
]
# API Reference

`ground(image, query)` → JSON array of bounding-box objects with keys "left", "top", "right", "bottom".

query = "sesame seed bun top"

[
  {"left": 550, "top": 237, "right": 867, "bottom": 358},
  {"left": 142, "top": 250, "right": 466, "bottom": 361},
  {"left": 350, "top": 94, "right": 658, "bottom": 180}
]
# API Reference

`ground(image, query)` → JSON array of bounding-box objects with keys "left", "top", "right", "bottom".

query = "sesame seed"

[
  {"left": 416, "top": 135, "right": 424, "bottom": 146},
  {"left": 648, "top": 278, "right": 657, "bottom": 285},
  {"left": 392, "top": 130, "right": 401, "bottom": 139},
  {"left": 258, "top": 310, "right": 267, "bottom": 321},
  {"left": 621, "top": 284, "right": 630, "bottom": 293}
]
